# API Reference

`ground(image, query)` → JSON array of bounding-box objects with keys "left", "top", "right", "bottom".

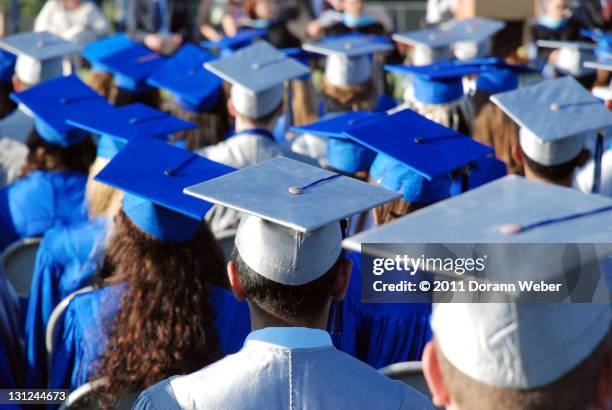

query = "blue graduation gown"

[
  {"left": 331, "top": 252, "right": 432, "bottom": 369},
  {"left": 0, "top": 171, "right": 89, "bottom": 251},
  {"left": 0, "top": 264, "right": 24, "bottom": 390},
  {"left": 50, "top": 284, "right": 251, "bottom": 391},
  {"left": 24, "top": 217, "right": 108, "bottom": 389}
]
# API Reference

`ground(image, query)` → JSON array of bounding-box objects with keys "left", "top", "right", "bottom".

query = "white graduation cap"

[
  {"left": 584, "top": 59, "right": 612, "bottom": 72},
  {"left": 184, "top": 156, "right": 400, "bottom": 285},
  {"left": 451, "top": 17, "right": 505, "bottom": 61},
  {"left": 491, "top": 76, "right": 612, "bottom": 167},
  {"left": 0, "top": 31, "right": 80, "bottom": 85},
  {"left": 392, "top": 27, "right": 457, "bottom": 66},
  {"left": 303, "top": 35, "right": 393, "bottom": 87},
  {"left": 204, "top": 41, "right": 309, "bottom": 119},
  {"left": 537, "top": 40, "right": 596, "bottom": 77}
]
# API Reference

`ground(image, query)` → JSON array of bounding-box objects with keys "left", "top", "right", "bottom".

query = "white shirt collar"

[{"left": 245, "top": 327, "right": 333, "bottom": 350}]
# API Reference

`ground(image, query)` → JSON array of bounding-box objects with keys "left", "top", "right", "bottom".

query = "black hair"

[
  {"left": 521, "top": 147, "right": 584, "bottom": 182},
  {"left": 21, "top": 130, "right": 96, "bottom": 176},
  {"left": 232, "top": 247, "right": 343, "bottom": 321}
]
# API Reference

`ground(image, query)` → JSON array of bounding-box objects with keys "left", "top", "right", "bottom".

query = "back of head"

[
  {"left": 86, "top": 157, "right": 123, "bottom": 219},
  {"left": 168, "top": 97, "right": 229, "bottom": 150}
]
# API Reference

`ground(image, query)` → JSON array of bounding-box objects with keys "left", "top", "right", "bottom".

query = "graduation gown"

[
  {"left": 133, "top": 327, "right": 434, "bottom": 409},
  {"left": 50, "top": 284, "right": 250, "bottom": 391},
  {"left": 0, "top": 264, "right": 24, "bottom": 390},
  {"left": 24, "top": 217, "right": 108, "bottom": 389},
  {"left": 0, "top": 171, "right": 89, "bottom": 251},
  {"left": 332, "top": 252, "right": 432, "bottom": 369}
]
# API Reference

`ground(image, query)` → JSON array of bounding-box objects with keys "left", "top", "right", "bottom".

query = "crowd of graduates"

[{"left": 0, "top": 0, "right": 610, "bottom": 409}]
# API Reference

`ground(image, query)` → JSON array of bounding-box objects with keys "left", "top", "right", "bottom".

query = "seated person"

[
  {"left": 135, "top": 156, "right": 434, "bottom": 409},
  {"left": 50, "top": 138, "right": 251, "bottom": 400}
]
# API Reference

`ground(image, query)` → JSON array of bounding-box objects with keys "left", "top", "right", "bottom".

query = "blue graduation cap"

[
  {"left": 97, "top": 43, "right": 165, "bottom": 93},
  {"left": 385, "top": 61, "right": 485, "bottom": 104},
  {"left": 66, "top": 102, "right": 196, "bottom": 159},
  {"left": 0, "top": 49, "right": 16, "bottom": 83},
  {"left": 344, "top": 109, "right": 495, "bottom": 202},
  {"left": 290, "top": 111, "right": 385, "bottom": 173},
  {"left": 476, "top": 62, "right": 536, "bottom": 94},
  {"left": 200, "top": 28, "right": 268, "bottom": 54},
  {"left": 82, "top": 33, "right": 136, "bottom": 72},
  {"left": 94, "top": 137, "right": 235, "bottom": 242},
  {"left": 147, "top": 44, "right": 222, "bottom": 112},
  {"left": 11, "top": 74, "right": 109, "bottom": 147},
  {"left": 580, "top": 29, "right": 612, "bottom": 64}
]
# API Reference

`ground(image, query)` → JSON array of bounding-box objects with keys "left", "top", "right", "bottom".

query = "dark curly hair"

[
  {"left": 20, "top": 130, "right": 96, "bottom": 177},
  {"left": 93, "top": 210, "right": 225, "bottom": 407}
]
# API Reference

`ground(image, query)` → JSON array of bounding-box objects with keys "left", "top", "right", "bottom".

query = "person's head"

[
  {"left": 168, "top": 96, "right": 229, "bottom": 150},
  {"left": 109, "top": 84, "right": 160, "bottom": 107},
  {"left": 62, "top": 0, "right": 81, "bottom": 10},
  {"left": 84, "top": 70, "right": 114, "bottom": 100},
  {"left": 542, "top": 0, "right": 568, "bottom": 20},
  {"left": 512, "top": 128, "right": 590, "bottom": 186},
  {"left": 94, "top": 209, "right": 225, "bottom": 406},
  {"left": 473, "top": 102, "right": 522, "bottom": 175},
  {"left": 20, "top": 129, "right": 96, "bottom": 177},
  {"left": 244, "top": 0, "right": 279, "bottom": 20},
  {"left": 423, "top": 301, "right": 611, "bottom": 410},
  {"left": 321, "top": 76, "right": 377, "bottom": 112},
  {"left": 342, "top": 0, "right": 365, "bottom": 17},
  {"left": 228, "top": 83, "right": 285, "bottom": 129},
  {"left": 0, "top": 81, "right": 16, "bottom": 118},
  {"left": 85, "top": 156, "right": 123, "bottom": 219}
]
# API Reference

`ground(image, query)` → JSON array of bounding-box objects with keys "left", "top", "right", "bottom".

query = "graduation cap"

[
  {"left": 81, "top": 33, "right": 136, "bottom": 72},
  {"left": 475, "top": 62, "right": 536, "bottom": 94},
  {"left": 94, "top": 137, "right": 235, "bottom": 242},
  {"left": 537, "top": 40, "right": 596, "bottom": 77},
  {"left": 147, "top": 44, "right": 222, "bottom": 112},
  {"left": 204, "top": 41, "right": 309, "bottom": 118},
  {"left": 580, "top": 29, "right": 612, "bottom": 64},
  {"left": 491, "top": 77, "right": 612, "bottom": 171},
  {"left": 0, "top": 31, "right": 80, "bottom": 85},
  {"left": 66, "top": 102, "right": 196, "bottom": 159},
  {"left": 584, "top": 60, "right": 612, "bottom": 72},
  {"left": 343, "top": 108, "right": 495, "bottom": 202},
  {"left": 184, "top": 156, "right": 400, "bottom": 285},
  {"left": 385, "top": 61, "right": 485, "bottom": 104},
  {"left": 97, "top": 42, "right": 165, "bottom": 93},
  {"left": 200, "top": 28, "right": 268, "bottom": 53},
  {"left": 451, "top": 17, "right": 505, "bottom": 60},
  {"left": 0, "top": 50, "right": 16, "bottom": 84},
  {"left": 392, "top": 26, "right": 457, "bottom": 66},
  {"left": 290, "top": 111, "right": 385, "bottom": 173},
  {"left": 303, "top": 34, "right": 393, "bottom": 86},
  {"left": 11, "top": 74, "right": 109, "bottom": 147}
]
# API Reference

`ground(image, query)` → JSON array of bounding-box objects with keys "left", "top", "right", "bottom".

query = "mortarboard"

[
  {"left": 584, "top": 60, "right": 612, "bottom": 72},
  {"left": 580, "top": 29, "right": 611, "bottom": 64},
  {"left": 94, "top": 137, "right": 235, "bottom": 242},
  {"left": 491, "top": 76, "right": 612, "bottom": 167},
  {"left": 450, "top": 17, "right": 505, "bottom": 60},
  {"left": 11, "top": 75, "right": 109, "bottom": 147},
  {"left": 97, "top": 42, "right": 165, "bottom": 93},
  {"left": 0, "top": 50, "right": 16, "bottom": 84},
  {"left": 392, "top": 26, "right": 457, "bottom": 66},
  {"left": 303, "top": 34, "right": 393, "bottom": 86},
  {"left": 385, "top": 61, "right": 485, "bottom": 105},
  {"left": 475, "top": 62, "right": 536, "bottom": 94},
  {"left": 0, "top": 31, "right": 80, "bottom": 85},
  {"left": 537, "top": 40, "right": 596, "bottom": 77},
  {"left": 66, "top": 102, "right": 196, "bottom": 159},
  {"left": 204, "top": 41, "right": 309, "bottom": 118},
  {"left": 343, "top": 108, "right": 496, "bottom": 202},
  {"left": 82, "top": 33, "right": 136, "bottom": 73},
  {"left": 184, "top": 156, "right": 400, "bottom": 285},
  {"left": 343, "top": 175, "right": 611, "bottom": 389},
  {"left": 147, "top": 44, "right": 222, "bottom": 112},
  {"left": 200, "top": 28, "right": 268, "bottom": 53},
  {"left": 290, "top": 111, "right": 385, "bottom": 173}
]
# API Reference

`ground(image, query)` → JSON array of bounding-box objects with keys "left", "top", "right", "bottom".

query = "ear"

[
  {"left": 333, "top": 257, "right": 352, "bottom": 301},
  {"left": 11, "top": 74, "right": 21, "bottom": 93},
  {"left": 227, "top": 261, "right": 247, "bottom": 301},
  {"left": 594, "top": 350, "right": 612, "bottom": 409},
  {"left": 227, "top": 98, "right": 237, "bottom": 119},
  {"left": 576, "top": 149, "right": 591, "bottom": 168},
  {"left": 422, "top": 341, "right": 452, "bottom": 408},
  {"left": 512, "top": 143, "right": 524, "bottom": 166}
]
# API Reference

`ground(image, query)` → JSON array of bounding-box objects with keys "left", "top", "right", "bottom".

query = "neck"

[
  {"left": 248, "top": 302, "right": 329, "bottom": 332},
  {"left": 524, "top": 166, "right": 573, "bottom": 188},
  {"left": 235, "top": 116, "right": 273, "bottom": 133}
]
